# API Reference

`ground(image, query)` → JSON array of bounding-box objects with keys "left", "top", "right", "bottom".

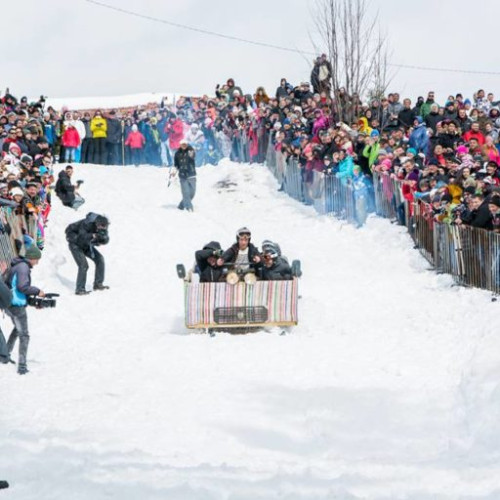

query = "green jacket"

[{"left": 362, "top": 141, "right": 380, "bottom": 169}]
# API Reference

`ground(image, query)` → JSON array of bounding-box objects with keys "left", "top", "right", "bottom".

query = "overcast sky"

[{"left": 3, "top": 0, "right": 500, "bottom": 104}]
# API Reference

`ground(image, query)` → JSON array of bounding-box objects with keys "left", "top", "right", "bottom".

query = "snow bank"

[{"left": 0, "top": 160, "right": 499, "bottom": 499}]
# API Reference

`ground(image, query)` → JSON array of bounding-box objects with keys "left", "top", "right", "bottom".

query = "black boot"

[
  {"left": 93, "top": 284, "right": 110, "bottom": 291},
  {"left": 75, "top": 290, "right": 91, "bottom": 296}
]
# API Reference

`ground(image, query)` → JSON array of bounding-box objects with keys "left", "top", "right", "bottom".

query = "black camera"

[
  {"left": 213, "top": 249, "right": 223, "bottom": 258},
  {"left": 93, "top": 228, "right": 109, "bottom": 246},
  {"left": 28, "top": 293, "right": 59, "bottom": 309},
  {"left": 76, "top": 180, "right": 84, "bottom": 187}
]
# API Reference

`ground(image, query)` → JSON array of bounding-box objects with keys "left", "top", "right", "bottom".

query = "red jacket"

[
  {"left": 62, "top": 127, "right": 80, "bottom": 148},
  {"left": 125, "top": 131, "right": 145, "bottom": 149},
  {"left": 166, "top": 119, "right": 184, "bottom": 150},
  {"left": 463, "top": 129, "right": 486, "bottom": 146}
]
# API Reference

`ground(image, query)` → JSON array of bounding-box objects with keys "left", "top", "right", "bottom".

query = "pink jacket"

[
  {"left": 62, "top": 127, "right": 80, "bottom": 148},
  {"left": 125, "top": 131, "right": 146, "bottom": 149}
]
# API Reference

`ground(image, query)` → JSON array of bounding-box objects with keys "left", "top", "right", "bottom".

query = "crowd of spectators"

[{"left": 2, "top": 69, "right": 500, "bottom": 238}]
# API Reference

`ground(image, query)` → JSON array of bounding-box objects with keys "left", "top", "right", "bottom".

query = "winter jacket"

[
  {"left": 6, "top": 257, "right": 40, "bottom": 306},
  {"left": 409, "top": 124, "right": 430, "bottom": 157},
  {"left": 125, "top": 131, "right": 146, "bottom": 149},
  {"left": 398, "top": 107, "right": 416, "bottom": 129},
  {"left": 470, "top": 200, "right": 493, "bottom": 230},
  {"left": 90, "top": 117, "right": 108, "bottom": 139},
  {"left": 106, "top": 118, "right": 122, "bottom": 144},
  {"left": 62, "top": 127, "right": 80, "bottom": 148},
  {"left": 221, "top": 242, "right": 261, "bottom": 267},
  {"left": 195, "top": 242, "right": 224, "bottom": 283},
  {"left": 425, "top": 112, "right": 441, "bottom": 133},
  {"left": 362, "top": 142, "right": 380, "bottom": 169},
  {"left": 66, "top": 213, "right": 108, "bottom": 251},
  {"left": 260, "top": 257, "right": 292, "bottom": 281},
  {"left": 463, "top": 130, "right": 486, "bottom": 146},
  {"left": 174, "top": 146, "right": 196, "bottom": 179},
  {"left": 55, "top": 170, "right": 75, "bottom": 206},
  {"left": 166, "top": 119, "right": 184, "bottom": 150}
]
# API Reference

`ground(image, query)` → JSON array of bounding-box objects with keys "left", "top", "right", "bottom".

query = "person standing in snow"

[
  {"left": 65, "top": 213, "right": 110, "bottom": 295},
  {"left": 124, "top": 124, "right": 146, "bottom": 166},
  {"left": 173, "top": 139, "right": 196, "bottom": 211},
  {"left": 3, "top": 245, "right": 45, "bottom": 375}
]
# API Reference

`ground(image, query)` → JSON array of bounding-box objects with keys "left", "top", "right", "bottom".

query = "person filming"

[
  {"left": 65, "top": 213, "right": 110, "bottom": 295},
  {"left": 2, "top": 245, "right": 45, "bottom": 375},
  {"left": 55, "top": 165, "right": 85, "bottom": 210}
]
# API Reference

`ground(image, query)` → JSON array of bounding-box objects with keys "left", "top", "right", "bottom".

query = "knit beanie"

[{"left": 25, "top": 246, "right": 42, "bottom": 260}]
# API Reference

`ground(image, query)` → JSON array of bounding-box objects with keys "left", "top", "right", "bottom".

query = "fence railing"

[
  {"left": 0, "top": 207, "right": 38, "bottom": 273},
  {"left": 372, "top": 172, "right": 500, "bottom": 295},
  {"left": 265, "top": 144, "right": 365, "bottom": 226},
  {"left": 235, "top": 132, "right": 500, "bottom": 296}
]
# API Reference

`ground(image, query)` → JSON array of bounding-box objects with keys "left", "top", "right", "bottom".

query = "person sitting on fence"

[
  {"left": 55, "top": 165, "right": 85, "bottom": 210},
  {"left": 195, "top": 241, "right": 224, "bottom": 283}
]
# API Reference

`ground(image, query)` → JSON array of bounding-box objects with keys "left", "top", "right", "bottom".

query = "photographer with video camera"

[
  {"left": 55, "top": 165, "right": 85, "bottom": 210},
  {"left": 195, "top": 241, "right": 224, "bottom": 283},
  {"left": 65, "top": 213, "right": 110, "bottom": 295},
  {"left": 2, "top": 245, "right": 45, "bottom": 375}
]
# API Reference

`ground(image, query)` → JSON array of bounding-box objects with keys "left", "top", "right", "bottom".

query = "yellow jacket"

[
  {"left": 448, "top": 184, "right": 463, "bottom": 205},
  {"left": 90, "top": 116, "right": 107, "bottom": 138}
]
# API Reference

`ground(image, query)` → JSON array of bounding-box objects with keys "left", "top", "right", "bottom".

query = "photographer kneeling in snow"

[
  {"left": 2, "top": 245, "right": 45, "bottom": 375},
  {"left": 65, "top": 213, "right": 110, "bottom": 295},
  {"left": 55, "top": 165, "right": 85, "bottom": 210}
]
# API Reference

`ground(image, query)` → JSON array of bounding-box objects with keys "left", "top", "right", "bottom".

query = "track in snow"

[{"left": 1, "top": 160, "right": 499, "bottom": 499}]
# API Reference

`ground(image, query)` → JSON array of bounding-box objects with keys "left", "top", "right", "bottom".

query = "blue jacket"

[
  {"left": 6, "top": 258, "right": 40, "bottom": 306},
  {"left": 409, "top": 124, "right": 429, "bottom": 157}
]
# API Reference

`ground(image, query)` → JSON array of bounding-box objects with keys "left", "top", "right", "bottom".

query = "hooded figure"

[
  {"left": 195, "top": 241, "right": 223, "bottom": 283},
  {"left": 409, "top": 116, "right": 430, "bottom": 158}
]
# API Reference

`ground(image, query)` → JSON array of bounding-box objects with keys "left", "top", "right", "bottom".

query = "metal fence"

[
  {"left": 372, "top": 172, "right": 500, "bottom": 295},
  {"left": 237, "top": 133, "right": 500, "bottom": 296},
  {"left": 0, "top": 208, "right": 38, "bottom": 273},
  {"left": 265, "top": 145, "right": 364, "bottom": 226}
]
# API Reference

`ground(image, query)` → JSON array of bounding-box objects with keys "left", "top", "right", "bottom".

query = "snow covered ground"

[
  {"left": 1, "top": 160, "right": 500, "bottom": 499},
  {"left": 44, "top": 92, "right": 183, "bottom": 111}
]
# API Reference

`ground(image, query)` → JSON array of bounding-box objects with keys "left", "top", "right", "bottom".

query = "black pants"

[
  {"left": 69, "top": 244, "right": 105, "bottom": 292},
  {"left": 92, "top": 138, "right": 107, "bottom": 165},
  {"left": 107, "top": 142, "right": 121, "bottom": 165},
  {"left": 130, "top": 148, "right": 143, "bottom": 166},
  {"left": 81, "top": 138, "right": 92, "bottom": 163}
]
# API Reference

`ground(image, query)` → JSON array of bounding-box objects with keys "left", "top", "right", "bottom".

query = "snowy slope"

[
  {"left": 1, "top": 160, "right": 500, "bottom": 500},
  {"left": 44, "top": 92, "right": 185, "bottom": 111}
]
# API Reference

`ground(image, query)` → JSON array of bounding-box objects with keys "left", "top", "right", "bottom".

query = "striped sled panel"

[{"left": 184, "top": 278, "right": 299, "bottom": 329}]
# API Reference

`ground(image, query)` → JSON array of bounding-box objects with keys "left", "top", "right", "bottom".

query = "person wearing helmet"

[
  {"left": 260, "top": 241, "right": 292, "bottom": 280},
  {"left": 217, "top": 227, "right": 262, "bottom": 271}
]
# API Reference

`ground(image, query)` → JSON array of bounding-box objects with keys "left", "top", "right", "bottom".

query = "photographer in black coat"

[
  {"left": 65, "top": 213, "right": 110, "bottom": 295},
  {"left": 55, "top": 165, "right": 85, "bottom": 210},
  {"left": 195, "top": 241, "right": 224, "bottom": 283}
]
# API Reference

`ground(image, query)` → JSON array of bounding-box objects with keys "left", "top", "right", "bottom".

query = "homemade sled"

[{"left": 176, "top": 261, "right": 301, "bottom": 333}]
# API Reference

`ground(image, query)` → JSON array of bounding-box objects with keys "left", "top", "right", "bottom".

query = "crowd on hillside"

[{"left": 2, "top": 60, "right": 500, "bottom": 234}]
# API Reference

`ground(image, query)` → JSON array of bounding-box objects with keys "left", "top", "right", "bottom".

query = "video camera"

[
  {"left": 27, "top": 293, "right": 59, "bottom": 309},
  {"left": 213, "top": 249, "right": 223, "bottom": 258},
  {"left": 93, "top": 228, "right": 109, "bottom": 246},
  {"left": 76, "top": 180, "right": 84, "bottom": 187}
]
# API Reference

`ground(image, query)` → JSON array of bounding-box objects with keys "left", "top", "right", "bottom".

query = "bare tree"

[{"left": 311, "top": 0, "right": 392, "bottom": 121}]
